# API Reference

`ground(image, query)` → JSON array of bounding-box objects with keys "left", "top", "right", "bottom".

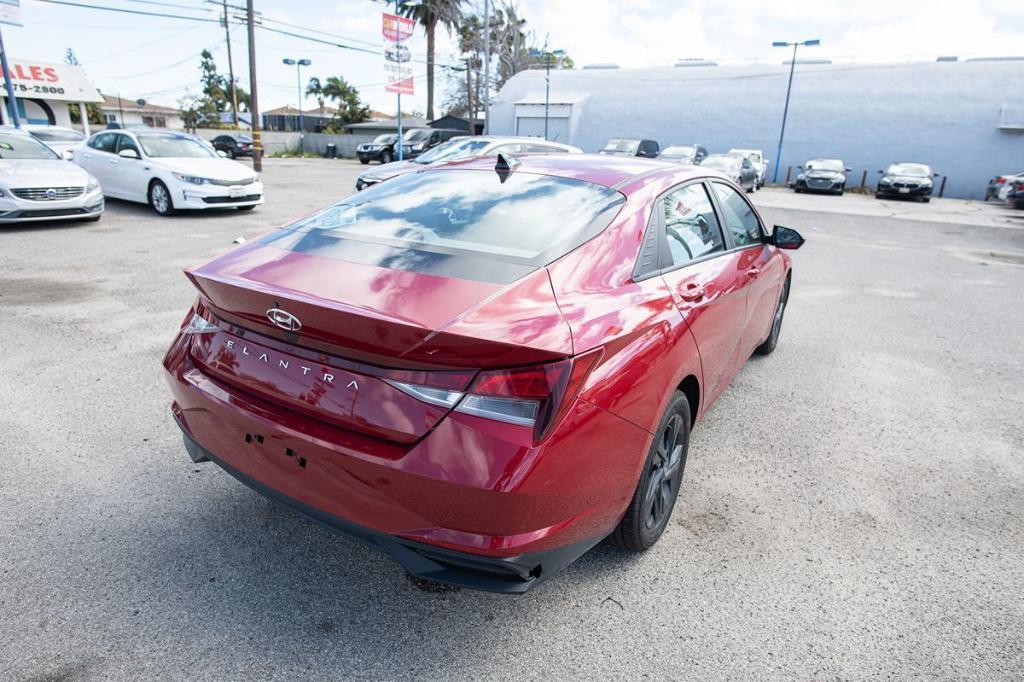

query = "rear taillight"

[
  {"left": 997, "top": 176, "right": 1006, "bottom": 183},
  {"left": 455, "top": 349, "right": 603, "bottom": 441},
  {"left": 385, "top": 350, "right": 602, "bottom": 441}
]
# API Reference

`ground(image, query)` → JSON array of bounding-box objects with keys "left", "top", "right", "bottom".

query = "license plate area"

[
  {"left": 898, "top": 187, "right": 910, "bottom": 194},
  {"left": 228, "top": 186, "right": 247, "bottom": 198}
]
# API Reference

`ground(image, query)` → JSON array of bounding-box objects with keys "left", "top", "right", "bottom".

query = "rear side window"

[
  {"left": 90, "top": 133, "right": 117, "bottom": 153},
  {"left": 265, "top": 170, "right": 625, "bottom": 283},
  {"left": 661, "top": 183, "right": 725, "bottom": 267},
  {"left": 711, "top": 183, "right": 762, "bottom": 247}
]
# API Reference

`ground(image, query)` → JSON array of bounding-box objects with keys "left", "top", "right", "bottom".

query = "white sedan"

[
  {"left": 75, "top": 129, "right": 263, "bottom": 216},
  {"left": 0, "top": 128, "right": 103, "bottom": 224}
]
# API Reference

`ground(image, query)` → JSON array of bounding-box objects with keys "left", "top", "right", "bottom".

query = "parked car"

[
  {"left": 163, "top": 153, "right": 803, "bottom": 592},
  {"left": 1005, "top": 178, "right": 1024, "bottom": 209},
  {"left": 599, "top": 138, "right": 660, "bottom": 158},
  {"left": 210, "top": 133, "right": 253, "bottom": 159},
  {"left": 791, "top": 158, "right": 851, "bottom": 195},
  {"left": 24, "top": 125, "right": 86, "bottom": 158},
  {"left": 658, "top": 144, "right": 708, "bottom": 165},
  {"left": 728, "top": 148, "right": 769, "bottom": 187},
  {"left": 0, "top": 127, "right": 103, "bottom": 223},
  {"left": 400, "top": 127, "right": 465, "bottom": 158},
  {"left": 699, "top": 153, "right": 759, "bottom": 192},
  {"left": 75, "top": 129, "right": 263, "bottom": 216},
  {"left": 355, "top": 135, "right": 582, "bottom": 191},
  {"left": 356, "top": 133, "right": 400, "bottom": 164},
  {"left": 986, "top": 172, "right": 1024, "bottom": 201},
  {"left": 876, "top": 162, "right": 937, "bottom": 202}
]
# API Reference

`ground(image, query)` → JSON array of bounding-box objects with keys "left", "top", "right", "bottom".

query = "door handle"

[
  {"left": 747, "top": 267, "right": 761, "bottom": 279},
  {"left": 680, "top": 284, "right": 707, "bottom": 302}
]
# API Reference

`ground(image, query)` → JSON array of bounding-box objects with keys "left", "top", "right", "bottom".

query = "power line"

[{"left": 30, "top": 0, "right": 219, "bottom": 22}]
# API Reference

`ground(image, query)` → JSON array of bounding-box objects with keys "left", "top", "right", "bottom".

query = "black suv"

[
  {"left": 210, "top": 133, "right": 253, "bottom": 159},
  {"left": 357, "top": 134, "right": 400, "bottom": 164},
  {"left": 400, "top": 128, "right": 465, "bottom": 159}
]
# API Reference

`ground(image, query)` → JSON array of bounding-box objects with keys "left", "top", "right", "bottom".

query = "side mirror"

[
  {"left": 845, "top": 167, "right": 852, "bottom": 172},
  {"left": 217, "top": 150, "right": 228, "bottom": 158},
  {"left": 118, "top": 148, "right": 139, "bottom": 159},
  {"left": 771, "top": 225, "right": 804, "bottom": 250},
  {"left": 61, "top": 149, "right": 74, "bottom": 161}
]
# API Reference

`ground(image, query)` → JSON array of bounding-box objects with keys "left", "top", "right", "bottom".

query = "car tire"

[
  {"left": 610, "top": 391, "right": 691, "bottom": 551},
  {"left": 227, "top": 148, "right": 236, "bottom": 159},
  {"left": 381, "top": 150, "right": 393, "bottom": 164},
  {"left": 149, "top": 180, "right": 175, "bottom": 216},
  {"left": 360, "top": 158, "right": 370, "bottom": 165},
  {"left": 236, "top": 205, "right": 256, "bottom": 211},
  {"left": 755, "top": 275, "right": 790, "bottom": 356},
  {"left": 922, "top": 196, "right": 931, "bottom": 203}
]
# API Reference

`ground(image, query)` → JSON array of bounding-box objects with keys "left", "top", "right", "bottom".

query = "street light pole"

[
  {"left": 283, "top": 58, "right": 311, "bottom": 154},
  {"left": 771, "top": 39, "right": 819, "bottom": 183}
]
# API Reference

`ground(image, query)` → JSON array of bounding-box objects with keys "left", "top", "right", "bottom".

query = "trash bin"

[{"left": 325, "top": 143, "right": 337, "bottom": 159}]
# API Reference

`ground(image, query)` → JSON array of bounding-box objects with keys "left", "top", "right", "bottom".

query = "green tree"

[
  {"left": 321, "top": 76, "right": 371, "bottom": 127},
  {"left": 398, "top": 0, "right": 465, "bottom": 120},
  {"left": 193, "top": 50, "right": 251, "bottom": 127},
  {"left": 306, "top": 76, "right": 325, "bottom": 120}
]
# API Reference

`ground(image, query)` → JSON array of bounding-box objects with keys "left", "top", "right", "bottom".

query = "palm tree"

[
  {"left": 398, "top": 0, "right": 464, "bottom": 120},
  {"left": 306, "top": 77, "right": 325, "bottom": 122}
]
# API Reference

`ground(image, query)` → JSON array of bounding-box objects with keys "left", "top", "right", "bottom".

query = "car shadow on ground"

[
  {"left": 126, "top": 472, "right": 640, "bottom": 666},
  {"left": 102, "top": 197, "right": 260, "bottom": 221}
]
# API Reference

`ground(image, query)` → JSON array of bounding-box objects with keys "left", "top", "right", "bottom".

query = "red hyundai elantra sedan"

[{"left": 163, "top": 154, "right": 804, "bottom": 592}]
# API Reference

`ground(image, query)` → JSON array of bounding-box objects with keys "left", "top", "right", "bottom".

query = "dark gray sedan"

[
  {"left": 699, "top": 154, "right": 758, "bottom": 192},
  {"left": 792, "top": 159, "right": 851, "bottom": 195}
]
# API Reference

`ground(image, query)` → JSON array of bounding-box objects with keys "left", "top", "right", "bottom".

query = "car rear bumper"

[
  {"left": 163, "top": 327, "right": 649, "bottom": 591},
  {"left": 178, "top": 426, "right": 600, "bottom": 592}
]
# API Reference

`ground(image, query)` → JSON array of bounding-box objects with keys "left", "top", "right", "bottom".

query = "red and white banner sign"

[
  {"left": 382, "top": 13, "right": 414, "bottom": 43},
  {"left": 382, "top": 13, "right": 415, "bottom": 95}
]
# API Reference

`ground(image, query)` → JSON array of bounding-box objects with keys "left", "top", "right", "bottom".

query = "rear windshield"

[
  {"left": 29, "top": 129, "right": 84, "bottom": 142},
  {"left": 264, "top": 169, "right": 625, "bottom": 284},
  {"left": 603, "top": 139, "right": 638, "bottom": 152}
]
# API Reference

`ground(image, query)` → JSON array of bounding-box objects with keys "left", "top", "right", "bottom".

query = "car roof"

[{"left": 428, "top": 153, "right": 701, "bottom": 190}]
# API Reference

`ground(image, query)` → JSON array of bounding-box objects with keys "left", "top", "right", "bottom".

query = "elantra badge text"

[{"left": 266, "top": 307, "right": 302, "bottom": 332}]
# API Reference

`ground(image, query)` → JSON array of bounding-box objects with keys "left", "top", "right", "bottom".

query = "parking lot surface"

[{"left": 2, "top": 159, "right": 1023, "bottom": 679}]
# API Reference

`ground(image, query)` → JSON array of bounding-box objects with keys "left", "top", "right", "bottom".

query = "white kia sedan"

[
  {"left": 75, "top": 129, "right": 263, "bottom": 216},
  {"left": 0, "top": 127, "right": 104, "bottom": 224}
]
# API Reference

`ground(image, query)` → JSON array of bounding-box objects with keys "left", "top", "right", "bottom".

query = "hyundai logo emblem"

[
  {"left": 266, "top": 308, "right": 302, "bottom": 332},
  {"left": 45, "top": 188, "right": 57, "bottom": 200}
]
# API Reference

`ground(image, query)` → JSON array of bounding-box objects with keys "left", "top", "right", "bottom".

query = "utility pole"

[
  {"left": 465, "top": 57, "right": 474, "bottom": 126},
  {"left": 221, "top": 0, "right": 239, "bottom": 128},
  {"left": 0, "top": 27, "right": 20, "bottom": 128},
  {"left": 482, "top": 0, "right": 490, "bottom": 134},
  {"left": 246, "top": 0, "right": 262, "bottom": 171}
]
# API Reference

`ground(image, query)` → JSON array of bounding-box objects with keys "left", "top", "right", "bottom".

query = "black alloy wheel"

[{"left": 611, "top": 391, "right": 691, "bottom": 551}]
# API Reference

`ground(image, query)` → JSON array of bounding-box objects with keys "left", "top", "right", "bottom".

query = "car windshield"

[
  {"left": 702, "top": 156, "right": 740, "bottom": 171},
  {"left": 372, "top": 134, "right": 396, "bottom": 144},
  {"left": 29, "top": 129, "right": 84, "bottom": 142},
  {"left": 403, "top": 129, "right": 431, "bottom": 142},
  {"left": 887, "top": 163, "right": 931, "bottom": 176},
  {"left": 268, "top": 170, "right": 626, "bottom": 275},
  {"left": 0, "top": 133, "right": 60, "bottom": 159},
  {"left": 603, "top": 139, "right": 639, "bottom": 153},
  {"left": 661, "top": 146, "right": 695, "bottom": 158},
  {"left": 806, "top": 159, "right": 844, "bottom": 172},
  {"left": 137, "top": 134, "right": 216, "bottom": 158},
  {"left": 413, "top": 139, "right": 488, "bottom": 164}
]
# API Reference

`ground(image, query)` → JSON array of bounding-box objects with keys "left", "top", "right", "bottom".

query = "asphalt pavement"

[{"left": 2, "top": 159, "right": 1023, "bottom": 680}]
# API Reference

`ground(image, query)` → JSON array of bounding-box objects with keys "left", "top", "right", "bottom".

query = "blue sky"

[{"left": 4, "top": 0, "right": 1022, "bottom": 115}]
